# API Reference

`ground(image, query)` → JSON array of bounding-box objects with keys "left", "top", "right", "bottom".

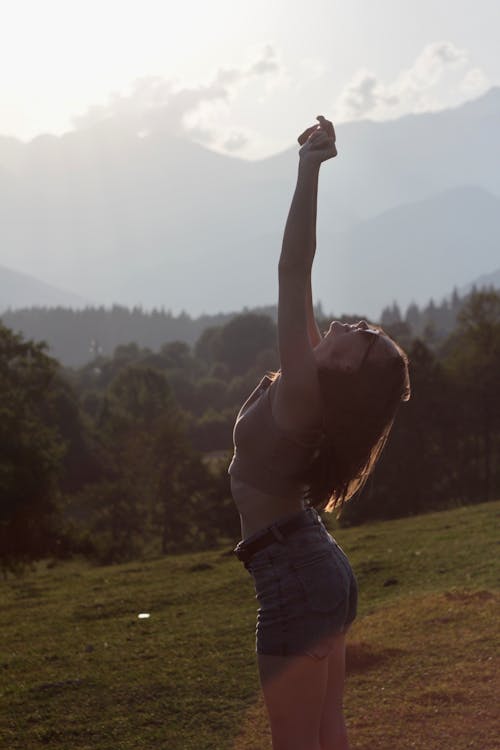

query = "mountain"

[
  {"left": 460, "top": 266, "right": 500, "bottom": 296},
  {"left": 0, "top": 265, "right": 91, "bottom": 312},
  {"left": 0, "top": 87, "right": 499, "bottom": 316},
  {"left": 314, "top": 186, "right": 500, "bottom": 316}
]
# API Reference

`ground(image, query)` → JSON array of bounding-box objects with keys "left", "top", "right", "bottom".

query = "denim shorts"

[{"left": 236, "top": 508, "right": 357, "bottom": 659}]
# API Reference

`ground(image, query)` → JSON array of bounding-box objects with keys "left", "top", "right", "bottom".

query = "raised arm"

[
  {"left": 306, "top": 276, "right": 322, "bottom": 349},
  {"left": 278, "top": 159, "right": 321, "bottom": 380},
  {"left": 305, "top": 163, "right": 323, "bottom": 349},
  {"left": 272, "top": 117, "right": 337, "bottom": 429},
  {"left": 278, "top": 118, "right": 336, "bottom": 381}
]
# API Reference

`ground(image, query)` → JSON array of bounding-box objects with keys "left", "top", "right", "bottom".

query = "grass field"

[{"left": 1, "top": 501, "right": 499, "bottom": 750}]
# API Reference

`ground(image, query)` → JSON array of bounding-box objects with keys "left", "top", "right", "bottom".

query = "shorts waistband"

[{"left": 233, "top": 507, "right": 321, "bottom": 564}]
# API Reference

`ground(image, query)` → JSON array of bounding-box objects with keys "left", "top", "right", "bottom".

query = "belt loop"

[{"left": 270, "top": 524, "right": 285, "bottom": 543}]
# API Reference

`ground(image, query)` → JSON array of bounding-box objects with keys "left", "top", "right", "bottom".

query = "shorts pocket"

[
  {"left": 247, "top": 554, "right": 274, "bottom": 576},
  {"left": 292, "top": 553, "right": 348, "bottom": 614},
  {"left": 286, "top": 525, "right": 329, "bottom": 562}
]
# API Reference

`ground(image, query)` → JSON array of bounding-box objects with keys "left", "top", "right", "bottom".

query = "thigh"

[
  {"left": 319, "top": 632, "right": 349, "bottom": 749},
  {"left": 258, "top": 652, "right": 328, "bottom": 750}
]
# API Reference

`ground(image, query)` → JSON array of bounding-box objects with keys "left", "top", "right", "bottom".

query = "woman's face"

[{"left": 313, "top": 320, "right": 398, "bottom": 372}]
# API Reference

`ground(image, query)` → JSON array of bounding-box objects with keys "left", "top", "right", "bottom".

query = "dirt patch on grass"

[
  {"left": 348, "top": 589, "right": 499, "bottom": 750},
  {"left": 346, "top": 641, "right": 404, "bottom": 673},
  {"left": 443, "top": 589, "right": 495, "bottom": 603},
  {"left": 230, "top": 589, "right": 499, "bottom": 750}
]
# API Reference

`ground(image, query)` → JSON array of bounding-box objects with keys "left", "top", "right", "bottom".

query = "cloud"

[
  {"left": 335, "top": 41, "right": 477, "bottom": 121},
  {"left": 248, "top": 44, "right": 280, "bottom": 76},
  {"left": 73, "top": 76, "right": 227, "bottom": 134},
  {"left": 222, "top": 131, "right": 249, "bottom": 152},
  {"left": 336, "top": 71, "right": 397, "bottom": 119},
  {"left": 401, "top": 41, "right": 467, "bottom": 89},
  {"left": 461, "top": 67, "right": 490, "bottom": 95},
  {"left": 72, "top": 45, "right": 281, "bottom": 149}
]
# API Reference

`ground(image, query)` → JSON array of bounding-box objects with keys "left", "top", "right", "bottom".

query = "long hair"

[{"left": 304, "top": 331, "right": 410, "bottom": 513}]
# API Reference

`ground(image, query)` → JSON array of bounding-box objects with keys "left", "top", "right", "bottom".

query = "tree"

[
  {"left": 381, "top": 302, "right": 402, "bottom": 327},
  {"left": 194, "top": 325, "right": 222, "bottom": 365},
  {"left": 445, "top": 290, "right": 500, "bottom": 502},
  {"left": 191, "top": 408, "right": 234, "bottom": 452},
  {"left": 194, "top": 377, "right": 228, "bottom": 415},
  {"left": 405, "top": 302, "right": 420, "bottom": 333},
  {"left": 83, "top": 365, "right": 180, "bottom": 559},
  {"left": 0, "top": 324, "right": 66, "bottom": 572},
  {"left": 217, "top": 313, "right": 277, "bottom": 375},
  {"left": 159, "top": 340, "right": 193, "bottom": 370},
  {"left": 76, "top": 364, "right": 217, "bottom": 559}
]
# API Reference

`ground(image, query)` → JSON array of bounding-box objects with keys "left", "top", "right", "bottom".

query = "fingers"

[
  {"left": 298, "top": 116, "right": 336, "bottom": 146},
  {"left": 316, "top": 115, "right": 335, "bottom": 141},
  {"left": 297, "top": 124, "right": 319, "bottom": 146},
  {"left": 297, "top": 116, "right": 337, "bottom": 162},
  {"left": 308, "top": 129, "right": 329, "bottom": 147}
]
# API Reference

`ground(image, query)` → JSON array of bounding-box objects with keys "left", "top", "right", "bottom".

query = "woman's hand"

[{"left": 298, "top": 115, "right": 337, "bottom": 164}]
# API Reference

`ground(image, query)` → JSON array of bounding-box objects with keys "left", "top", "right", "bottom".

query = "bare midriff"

[{"left": 231, "top": 475, "right": 306, "bottom": 539}]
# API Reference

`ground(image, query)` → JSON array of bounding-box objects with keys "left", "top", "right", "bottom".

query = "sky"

[{"left": 1, "top": 0, "right": 499, "bottom": 159}]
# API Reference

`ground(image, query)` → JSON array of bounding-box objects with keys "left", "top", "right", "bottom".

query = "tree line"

[
  {"left": 2, "top": 285, "right": 492, "bottom": 369},
  {"left": 1, "top": 290, "right": 499, "bottom": 573},
  {"left": 379, "top": 285, "right": 492, "bottom": 343},
  {"left": 1, "top": 303, "right": 281, "bottom": 368}
]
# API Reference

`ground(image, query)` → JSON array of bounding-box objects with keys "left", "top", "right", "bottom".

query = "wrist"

[{"left": 298, "top": 159, "right": 321, "bottom": 177}]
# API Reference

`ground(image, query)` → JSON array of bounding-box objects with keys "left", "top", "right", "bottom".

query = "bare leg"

[
  {"left": 258, "top": 651, "right": 329, "bottom": 750},
  {"left": 319, "top": 632, "right": 349, "bottom": 750}
]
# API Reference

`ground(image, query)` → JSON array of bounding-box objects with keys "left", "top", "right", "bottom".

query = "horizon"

[
  {"left": 2, "top": 85, "right": 499, "bottom": 165},
  {"left": 2, "top": 0, "right": 499, "bottom": 159},
  {"left": 1, "top": 0, "right": 499, "bottom": 319}
]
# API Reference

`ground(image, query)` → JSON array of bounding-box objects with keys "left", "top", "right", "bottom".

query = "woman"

[{"left": 230, "top": 116, "right": 410, "bottom": 750}]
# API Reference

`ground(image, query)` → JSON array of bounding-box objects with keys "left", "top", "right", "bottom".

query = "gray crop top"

[{"left": 228, "top": 374, "right": 324, "bottom": 497}]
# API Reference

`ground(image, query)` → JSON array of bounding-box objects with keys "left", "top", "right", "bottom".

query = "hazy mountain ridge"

[
  {"left": 316, "top": 185, "right": 500, "bottom": 315},
  {"left": 461, "top": 267, "right": 500, "bottom": 296},
  {"left": 0, "top": 265, "right": 91, "bottom": 310},
  {"left": 0, "top": 87, "right": 499, "bottom": 316}
]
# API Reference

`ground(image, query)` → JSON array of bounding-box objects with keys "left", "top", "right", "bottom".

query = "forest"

[
  {"left": 2, "top": 285, "right": 473, "bottom": 368},
  {"left": 1, "top": 288, "right": 499, "bottom": 573}
]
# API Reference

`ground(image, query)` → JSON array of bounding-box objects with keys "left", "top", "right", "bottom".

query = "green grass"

[{"left": 1, "top": 501, "right": 499, "bottom": 750}]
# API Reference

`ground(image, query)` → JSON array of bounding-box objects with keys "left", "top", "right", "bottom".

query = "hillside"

[{"left": 0, "top": 501, "right": 498, "bottom": 749}]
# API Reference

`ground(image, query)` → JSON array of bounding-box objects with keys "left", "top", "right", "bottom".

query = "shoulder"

[{"left": 269, "top": 369, "right": 323, "bottom": 433}]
